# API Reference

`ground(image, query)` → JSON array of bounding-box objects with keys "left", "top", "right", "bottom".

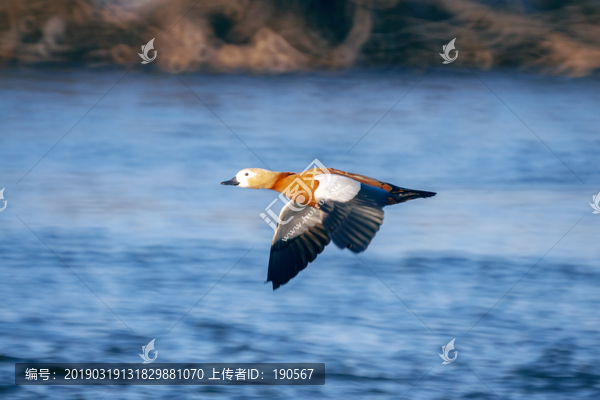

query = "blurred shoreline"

[{"left": 2, "top": 0, "right": 600, "bottom": 76}]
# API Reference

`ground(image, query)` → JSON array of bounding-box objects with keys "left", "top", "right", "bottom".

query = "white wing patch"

[{"left": 314, "top": 174, "right": 360, "bottom": 203}]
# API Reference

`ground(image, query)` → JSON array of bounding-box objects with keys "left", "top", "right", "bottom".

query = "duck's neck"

[{"left": 270, "top": 172, "right": 296, "bottom": 192}]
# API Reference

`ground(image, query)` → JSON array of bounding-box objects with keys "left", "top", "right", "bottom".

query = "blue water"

[{"left": 1, "top": 67, "right": 599, "bottom": 399}]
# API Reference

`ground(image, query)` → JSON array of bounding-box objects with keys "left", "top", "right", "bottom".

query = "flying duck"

[{"left": 222, "top": 167, "right": 435, "bottom": 289}]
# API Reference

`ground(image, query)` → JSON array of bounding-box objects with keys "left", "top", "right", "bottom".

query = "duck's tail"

[{"left": 386, "top": 184, "right": 436, "bottom": 205}]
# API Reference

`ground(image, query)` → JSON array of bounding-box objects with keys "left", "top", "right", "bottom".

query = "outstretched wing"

[
  {"left": 316, "top": 175, "right": 389, "bottom": 253},
  {"left": 325, "top": 168, "right": 436, "bottom": 205},
  {"left": 267, "top": 175, "right": 390, "bottom": 289},
  {"left": 267, "top": 202, "right": 330, "bottom": 290}
]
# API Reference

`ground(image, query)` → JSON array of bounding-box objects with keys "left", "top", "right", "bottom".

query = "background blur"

[
  {"left": 1, "top": 1, "right": 600, "bottom": 399},
  {"left": 2, "top": 0, "right": 600, "bottom": 75}
]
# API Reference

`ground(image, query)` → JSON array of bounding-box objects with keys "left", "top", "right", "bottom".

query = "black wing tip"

[
  {"left": 265, "top": 276, "right": 282, "bottom": 290},
  {"left": 406, "top": 189, "right": 436, "bottom": 199},
  {"left": 389, "top": 188, "right": 436, "bottom": 203}
]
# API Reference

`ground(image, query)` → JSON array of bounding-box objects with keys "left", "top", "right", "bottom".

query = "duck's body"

[{"left": 222, "top": 167, "right": 435, "bottom": 289}]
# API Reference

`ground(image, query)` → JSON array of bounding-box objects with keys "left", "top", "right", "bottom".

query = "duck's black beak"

[{"left": 221, "top": 176, "right": 239, "bottom": 186}]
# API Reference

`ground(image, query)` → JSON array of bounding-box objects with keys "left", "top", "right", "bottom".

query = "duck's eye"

[{"left": 245, "top": 173, "right": 249, "bottom": 176}]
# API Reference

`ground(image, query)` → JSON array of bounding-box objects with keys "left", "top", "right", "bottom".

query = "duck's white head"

[{"left": 221, "top": 168, "right": 279, "bottom": 189}]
